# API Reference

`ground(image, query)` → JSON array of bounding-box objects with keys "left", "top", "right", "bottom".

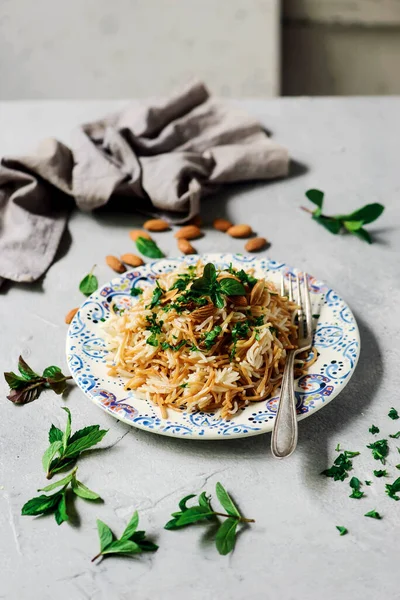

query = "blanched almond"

[
  {"left": 129, "top": 229, "right": 152, "bottom": 242},
  {"left": 213, "top": 218, "right": 233, "bottom": 232},
  {"left": 174, "top": 225, "right": 202, "bottom": 240},
  {"left": 227, "top": 224, "right": 253, "bottom": 238},
  {"left": 245, "top": 237, "right": 268, "bottom": 252},
  {"left": 190, "top": 304, "right": 216, "bottom": 321},
  {"left": 120, "top": 253, "right": 144, "bottom": 267},
  {"left": 177, "top": 239, "right": 196, "bottom": 255},
  {"left": 106, "top": 255, "right": 126, "bottom": 273},
  {"left": 143, "top": 218, "right": 170, "bottom": 232},
  {"left": 250, "top": 279, "right": 266, "bottom": 305},
  {"left": 65, "top": 307, "right": 78, "bottom": 325}
]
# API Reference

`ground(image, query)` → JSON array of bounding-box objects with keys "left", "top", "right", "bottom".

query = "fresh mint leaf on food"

[
  {"left": 92, "top": 511, "right": 158, "bottom": 562},
  {"left": 79, "top": 265, "right": 98, "bottom": 296}
]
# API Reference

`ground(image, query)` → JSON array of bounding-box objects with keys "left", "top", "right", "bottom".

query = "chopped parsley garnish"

[
  {"left": 335, "top": 443, "right": 341, "bottom": 452},
  {"left": 253, "top": 315, "right": 264, "bottom": 327},
  {"left": 169, "top": 273, "right": 194, "bottom": 292},
  {"left": 255, "top": 332, "right": 260, "bottom": 341},
  {"left": 373, "top": 469, "right": 387, "bottom": 478},
  {"left": 388, "top": 408, "right": 399, "bottom": 420},
  {"left": 145, "top": 312, "right": 163, "bottom": 346},
  {"left": 389, "top": 431, "right": 400, "bottom": 439},
  {"left": 367, "top": 439, "right": 389, "bottom": 464},
  {"left": 179, "top": 383, "right": 188, "bottom": 389},
  {"left": 161, "top": 340, "right": 187, "bottom": 351},
  {"left": 396, "top": 465, "right": 400, "bottom": 470},
  {"left": 349, "top": 476, "right": 364, "bottom": 499},
  {"left": 146, "top": 333, "right": 159, "bottom": 347},
  {"left": 148, "top": 281, "right": 164, "bottom": 309},
  {"left": 230, "top": 321, "right": 250, "bottom": 359},
  {"left": 189, "top": 344, "right": 199, "bottom": 352},
  {"left": 364, "top": 510, "right": 382, "bottom": 519},
  {"left": 336, "top": 526, "right": 348, "bottom": 536},
  {"left": 321, "top": 450, "right": 359, "bottom": 481},
  {"left": 369, "top": 425, "right": 380, "bottom": 435},
  {"left": 130, "top": 287, "right": 143, "bottom": 297},
  {"left": 228, "top": 265, "right": 257, "bottom": 288},
  {"left": 365, "top": 480, "right": 372, "bottom": 486},
  {"left": 203, "top": 326, "right": 222, "bottom": 350},
  {"left": 385, "top": 477, "right": 400, "bottom": 500}
]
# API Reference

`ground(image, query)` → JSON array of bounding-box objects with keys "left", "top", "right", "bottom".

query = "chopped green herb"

[
  {"left": 92, "top": 511, "right": 158, "bottom": 563},
  {"left": 169, "top": 273, "right": 194, "bottom": 291},
  {"left": 396, "top": 465, "right": 400, "bottom": 470},
  {"left": 369, "top": 425, "right": 380, "bottom": 435},
  {"left": 203, "top": 326, "right": 222, "bottom": 350},
  {"left": 189, "top": 344, "right": 199, "bottom": 352},
  {"left": 388, "top": 408, "right": 399, "bottom": 420},
  {"left": 336, "top": 526, "right": 348, "bottom": 536},
  {"left": 349, "top": 476, "right": 364, "bottom": 499},
  {"left": 179, "top": 383, "right": 188, "bottom": 389},
  {"left": 367, "top": 439, "right": 389, "bottom": 464},
  {"left": 365, "top": 481, "right": 372, "bottom": 486},
  {"left": 130, "top": 287, "right": 143, "bottom": 297},
  {"left": 161, "top": 340, "right": 187, "bottom": 351},
  {"left": 373, "top": 469, "right": 387, "bottom": 478},
  {"left": 312, "top": 314, "right": 320, "bottom": 319},
  {"left": 385, "top": 477, "right": 400, "bottom": 501},
  {"left": 189, "top": 263, "right": 246, "bottom": 309},
  {"left": 389, "top": 432, "right": 400, "bottom": 439},
  {"left": 364, "top": 510, "right": 382, "bottom": 519},
  {"left": 148, "top": 281, "right": 164, "bottom": 309},
  {"left": 335, "top": 443, "right": 341, "bottom": 452},
  {"left": 321, "top": 450, "right": 359, "bottom": 481},
  {"left": 145, "top": 313, "right": 163, "bottom": 334},
  {"left": 253, "top": 315, "right": 264, "bottom": 327},
  {"left": 79, "top": 265, "right": 98, "bottom": 296},
  {"left": 146, "top": 333, "right": 159, "bottom": 347}
]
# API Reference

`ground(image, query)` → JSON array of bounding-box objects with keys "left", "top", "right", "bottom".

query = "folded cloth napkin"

[{"left": 0, "top": 81, "right": 289, "bottom": 285}]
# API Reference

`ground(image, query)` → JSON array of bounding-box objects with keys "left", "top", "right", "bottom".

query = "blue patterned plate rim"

[{"left": 66, "top": 253, "right": 360, "bottom": 440}]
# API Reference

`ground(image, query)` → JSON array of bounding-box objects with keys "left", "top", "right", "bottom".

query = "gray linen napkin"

[{"left": 0, "top": 81, "right": 289, "bottom": 285}]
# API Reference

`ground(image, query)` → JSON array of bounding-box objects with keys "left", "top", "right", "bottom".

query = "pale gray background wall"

[{"left": 0, "top": 0, "right": 279, "bottom": 99}]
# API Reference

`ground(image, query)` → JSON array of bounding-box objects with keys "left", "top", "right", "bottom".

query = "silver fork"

[{"left": 271, "top": 272, "right": 313, "bottom": 459}]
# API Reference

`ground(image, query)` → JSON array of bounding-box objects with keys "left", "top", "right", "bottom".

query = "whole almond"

[
  {"left": 129, "top": 229, "right": 152, "bottom": 242},
  {"left": 213, "top": 218, "right": 233, "bottom": 232},
  {"left": 65, "top": 307, "right": 79, "bottom": 325},
  {"left": 106, "top": 255, "right": 126, "bottom": 273},
  {"left": 120, "top": 253, "right": 144, "bottom": 267},
  {"left": 245, "top": 237, "right": 268, "bottom": 252},
  {"left": 227, "top": 224, "right": 253, "bottom": 238},
  {"left": 177, "top": 239, "right": 196, "bottom": 255},
  {"left": 143, "top": 218, "right": 170, "bottom": 232},
  {"left": 189, "top": 215, "right": 203, "bottom": 227},
  {"left": 174, "top": 225, "right": 202, "bottom": 240}
]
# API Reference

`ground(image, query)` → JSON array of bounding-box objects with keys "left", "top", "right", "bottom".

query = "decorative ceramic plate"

[{"left": 66, "top": 253, "right": 360, "bottom": 440}]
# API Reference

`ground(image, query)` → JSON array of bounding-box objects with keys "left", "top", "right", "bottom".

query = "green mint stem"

[
  {"left": 300, "top": 206, "right": 313, "bottom": 214},
  {"left": 213, "top": 511, "right": 255, "bottom": 523},
  {"left": 91, "top": 552, "right": 102, "bottom": 563}
]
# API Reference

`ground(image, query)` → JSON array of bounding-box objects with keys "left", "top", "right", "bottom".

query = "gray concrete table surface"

[{"left": 0, "top": 97, "right": 399, "bottom": 600}]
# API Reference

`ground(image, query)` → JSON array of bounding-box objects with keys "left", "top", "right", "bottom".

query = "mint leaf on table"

[
  {"left": 136, "top": 237, "right": 164, "bottom": 259},
  {"left": 92, "top": 511, "right": 158, "bottom": 563},
  {"left": 43, "top": 409, "right": 107, "bottom": 478},
  {"left": 369, "top": 425, "right": 380, "bottom": 435},
  {"left": 388, "top": 408, "right": 399, "bottom": 420},
  {"left": 373, "top": 469, "right": 388, "bottom": 478},
  {"left": 349, "top": 477, "right": 364, "bottom": 499},
  {"left": 22, "top": 467, "right": 101, "bottom": 525},
  {"left": 79, "top": 265, "right": 98, "bottom": 296},
  {"left": 367, "top": 439, "right": 389, "bottom": 464},
  {"left": 165, "top": 482, "right": 254, "bottom": 556},
  {"left": 4, "top": 356, "right": 72, "bottom": 405},
  {"left": 302, "top": 189, "right": 384, "bottom": 243},
  {"left": 336, "top": 526, "right": 348, "bottom": 536},
  {"left": 385, "top": 477, "right": 400, "bottom": 501},
  {"left": 321, "top": 449, "right": 359, "bottom": 481},
  {"left": 364, "top": 510, "right": 382, "bottom": 520}
]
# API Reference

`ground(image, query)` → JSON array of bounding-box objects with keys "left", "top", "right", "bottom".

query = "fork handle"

[{"left": 271, "top": 351, "right": 298, "bottom": 459}]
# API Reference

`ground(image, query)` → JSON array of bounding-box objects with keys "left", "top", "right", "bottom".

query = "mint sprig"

[
  {"left": 43, "top": 408, "right": 108, "bottom": 479},
  {"left": 79, "top": 265, "right": 98, "bottom": 296},
  {"left": 21, "top": 467, "right": 101, "bottom": 525},
  {"left": 165, "top": 482, "right": 254, "bottom": 556},
  {"left": 303, "top": 189, "right": 384, "bottom": 243},
  {"left": 4, "top": 356, "right": 72, "bottom": 404},
  {"left": 190, "top": 263, "right": 246, "bottom": 309},
  {"left": 92, "top": 511, "right": 158, "bottom": 562}
]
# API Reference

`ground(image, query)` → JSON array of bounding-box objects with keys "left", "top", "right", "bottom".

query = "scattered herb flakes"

[
  {"left": 43, "top": 408, "right": 108, "bottom": 479},
  {"left": 130, "top": 287, "right": 143, "bottom": 297},
  {"left": 4, "top": 356, "right": 72, "bottom": 405},
  {"left": 336, "top": 526, "right": 348, "bottom": 536},
  {"left": 335, "top": 443, "right": 341, "bottom": 452},
  {"left": 367, "top": 439, "right": 389, "bottom": 464},
  {"left": 21, "top": 467, "right": 101, "bottom": 525},
  {"left": 349, "top": 477, "right": 364, "bottom": 499},
  {"left": 396, "top": 465, "right": 400, "bottom": 470},
  {"left": 364, "top": 510, "right": 382, "bottom": 520},
  {"left": 148, "top": 281, "right": 165, "bottom": 309},
  {"left": 369, "top": 425, "right": 380, "bottom": 435},
  {"left": 388, "top": 408, "right": 399, "bottom": 420},
  {"left": 365, "top": 481, "right": 372, "bottom": 486},
  {"left": 322, "top": 450, "right": 359, "bottom": 481},
  {"left": 146, "top": 333, "right": 159, "bottom": 347},
  {"left": 228, "top": 265, "right": 257, "bottom": 288},
  {"left": 179, "top": 383, "right": 188, "bottom": 389},
  {"left": 136, "top": 237, "right": 164, "bottom": 259},
  {"left": 385, "top": 477, "right": 400, "bottom": 501},
  {"left": 303, "top": 189, "right": 384, "bottom": 244},
  {"left": 389, "top": 432, "right": 400, "bottom": 439},
  {"left": 92, "top": 511, "right": 158, "bottom": 563},
  {"left": 203, "top": 326, "right": 222, "bottom": 350},
  {"left": 373, "top": 470, "right": 388, "bottom": 478},
  {"left": 161, "top": 340, "right": 187, "bottom": 351},
  {"left": 165, "top": 482, "right": 254, "bottom": 556},
  {"left": 312, "top": 314, "right": 320, "bottom": 319},
  {"left": 79, "top": 265, "right": 98, "bottom": 296}
]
